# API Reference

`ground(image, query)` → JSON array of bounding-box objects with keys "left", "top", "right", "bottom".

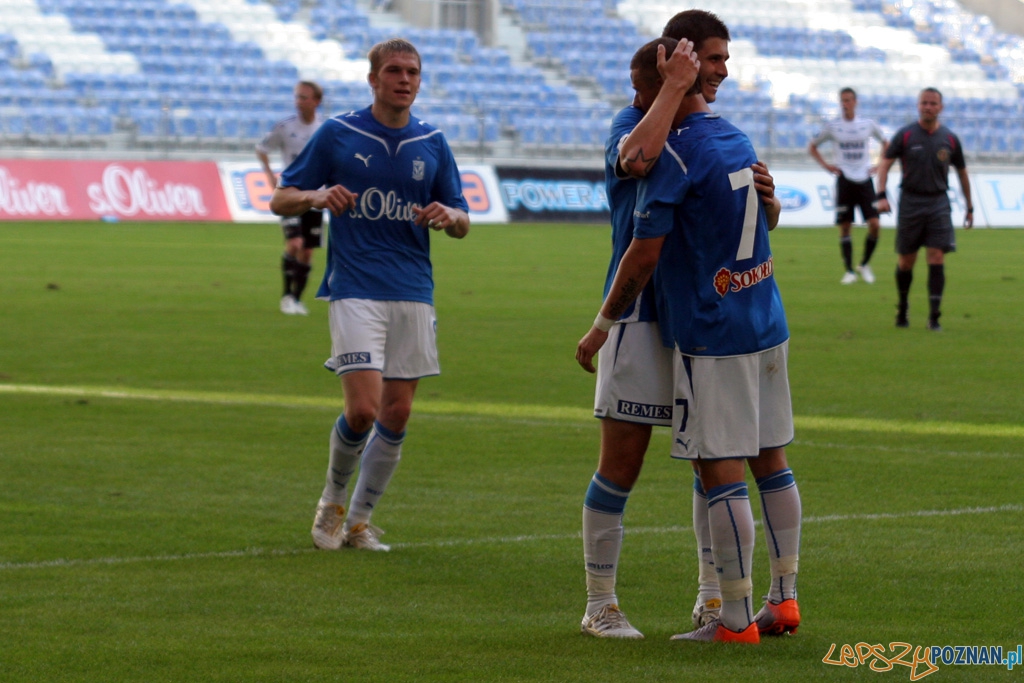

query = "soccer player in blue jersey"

[
  {"left": 578, "top": 13, "right": 783, "bottom": 640},
  {"left": 577, "top": 37, "right": 700, "bottom": 641},
  {"left": 270, "top": 38, "right": 470, "bottom": 552},
  {"left": 578, "top": 36, "right": 802, "bottom": 643}
]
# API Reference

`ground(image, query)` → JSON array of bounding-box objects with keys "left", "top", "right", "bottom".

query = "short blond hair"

[{"left": 368, "top": 38, "right": 421, "bottom": 75}]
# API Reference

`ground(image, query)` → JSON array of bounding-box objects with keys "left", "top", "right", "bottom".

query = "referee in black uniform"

[{"left": 875, "top": 87, "right": 973, "bottom": 331}]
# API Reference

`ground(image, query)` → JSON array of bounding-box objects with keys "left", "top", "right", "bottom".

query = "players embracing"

[{"left": 577, "top": 11, "right": 803, "bottom": 643}]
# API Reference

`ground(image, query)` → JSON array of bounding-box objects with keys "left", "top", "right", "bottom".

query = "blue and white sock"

[
  {"left": 706, "top": 481, "right": 755, "bottom": 631},
  {"left": 756, "top": 468, "right": 801, "bottom": 603},
  {"left": 582, "top": 472, "right": 631, "bottom": 615},
  {"left": 321, "top": 415, "right": 370, "bottom": 506},
  {"left": 692, "top": 474, "right": 720, "bottom": 604},
  {"left": 344, "top": 421, "right": 404, "bottom": 529}
]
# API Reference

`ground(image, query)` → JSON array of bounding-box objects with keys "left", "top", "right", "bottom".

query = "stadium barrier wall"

[{"left": 3, "top": 159, "right": 1022, "bottom": 227}]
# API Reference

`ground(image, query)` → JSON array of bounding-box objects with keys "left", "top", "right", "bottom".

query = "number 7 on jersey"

[{"left": 729, "top": 167, "right": 758, "bottom": 261}]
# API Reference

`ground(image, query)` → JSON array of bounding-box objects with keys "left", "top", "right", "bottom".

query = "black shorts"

[
  {"left": 835, "top": 175, "right": 879, "bottom": 224},
  {"left": 896, "top": 194, "right": 955, "bottom": 255},
  {"left": 281, "top": 210, "right": 324, "bottom": 249}
]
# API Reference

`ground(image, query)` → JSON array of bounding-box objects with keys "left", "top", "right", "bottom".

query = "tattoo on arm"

[
  {"left": 623, "top": 148, "right": 659, "bottom": 175},
  {"left": 608, "top": 276, "right": 645, "bottom": 319}
]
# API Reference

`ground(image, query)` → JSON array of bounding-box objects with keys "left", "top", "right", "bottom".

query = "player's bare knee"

[
  {"left": 344, "top": 404, "right": 379, "bottom": 433},
  {"left": 750, "top": 447, "right": 788, "bottom": 479},
  {"left": 377, "top": 402, "right": 413, "bottom": 433},
  {"left": 596, "top": 459, "right": 644, "bottom": 490}
]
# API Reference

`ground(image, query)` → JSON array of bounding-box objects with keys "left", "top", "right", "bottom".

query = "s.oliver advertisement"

[
  {"left": 0, "top": 160, "right": 231, "bottom": 221},
  {"left": 217, "top": 161, "right": 509, "bottom": 224}
]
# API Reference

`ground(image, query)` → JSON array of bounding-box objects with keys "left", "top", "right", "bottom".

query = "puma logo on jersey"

[{"left": 355, "top": 153, "right": 372, "bottom": 167}]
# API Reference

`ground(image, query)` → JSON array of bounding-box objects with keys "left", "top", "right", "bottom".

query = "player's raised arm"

[{"left": 618, "top": 41, "right": 699, "bottom": 178}]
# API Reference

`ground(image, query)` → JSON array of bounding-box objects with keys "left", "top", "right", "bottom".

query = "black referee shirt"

[{"left": 885, "top": 123, "right": 966, "bottom": 195}]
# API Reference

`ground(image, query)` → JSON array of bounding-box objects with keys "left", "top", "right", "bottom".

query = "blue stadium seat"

[{"left": 1, "top": 112, "right": 27, "bottom": 142}]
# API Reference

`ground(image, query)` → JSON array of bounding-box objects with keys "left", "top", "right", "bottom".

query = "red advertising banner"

[{"left": 0, "top": 159, "right": 232, "bottom": 221}]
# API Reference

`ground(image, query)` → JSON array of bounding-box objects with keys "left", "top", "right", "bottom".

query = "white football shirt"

[
  {"left": 811, "top": 116, "right": 886, "bottom": 182},
  {"left": 256, "top": 113, "right": 325, "bottom": 166}
]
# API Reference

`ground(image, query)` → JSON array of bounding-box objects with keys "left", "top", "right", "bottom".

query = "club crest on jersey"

[
  {"left": 412, "top": 159, "right": 425, "bottom": 181},
  {"left": 713, "top": 256, "right": 775, "bottom": 297},
  {"left": 937, "top": 149, "right": 950, "bottom": 163}
]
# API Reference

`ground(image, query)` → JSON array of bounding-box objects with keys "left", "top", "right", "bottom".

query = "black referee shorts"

[{"left": 896, "top": 194, "right": 956, "bottom": 255}]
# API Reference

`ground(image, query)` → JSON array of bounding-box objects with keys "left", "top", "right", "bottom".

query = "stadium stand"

[{"left": 0, "top": 0, "right": 1020, "bottom": 162}]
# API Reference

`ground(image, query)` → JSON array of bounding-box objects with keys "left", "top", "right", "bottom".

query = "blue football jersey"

[
  {"left": 279, "top": 107, "right": 468, "bottom": 305},
  {"left": 603, "top": 105, "right": 658, "bottom": 324},
  {"left": 634, "top": 113, "right": 789, "bottom": 357}
]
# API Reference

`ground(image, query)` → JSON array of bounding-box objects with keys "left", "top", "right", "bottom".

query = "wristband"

[
  {"left": 593, "top": 313, "right": 616, "bottom": 332},
  {"left": 876, "top": 190, "right": 888, "bottom": 201},
  {"left": 966, "top": 207, "right": 974, "bottom": 213}
]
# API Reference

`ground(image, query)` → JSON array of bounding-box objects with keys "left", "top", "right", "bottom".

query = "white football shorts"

[
  {"left": 593, "top": 321, "right": 673, "bottom": 427},
  {"left": 671, "top": 341, "right": 794, "bottom": 460},
  {"left": 326, "top": 299, "right": 440, "bottom": 380}
]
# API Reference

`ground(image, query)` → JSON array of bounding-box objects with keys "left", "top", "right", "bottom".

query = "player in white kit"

[
  {"left": 809, "top": 87, "right": 888, "bottom": 285},
  {"left": 257, "top": 81, "right": 326, "bottom": 315}
]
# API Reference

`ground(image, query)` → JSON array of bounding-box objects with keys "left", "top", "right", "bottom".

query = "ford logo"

[{"left": 776, "top": 186, "right": 809, "bottom": 211}]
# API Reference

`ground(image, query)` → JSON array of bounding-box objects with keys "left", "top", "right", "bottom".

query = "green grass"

[{"left": 1, "top": 222, "right": 1022, "bottom": 682}]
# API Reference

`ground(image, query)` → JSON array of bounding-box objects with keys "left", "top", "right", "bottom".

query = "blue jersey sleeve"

[
  {"left": 278, "top": 122, "right": 333, "bottom": 189},
  {"left": 432, "top": 139, "right": 469, "bottom": 211},
  {"left": 605, "top": 106, "right": 643, "bottom": 176},
  {"left": 634, "top": 146, "right": 688, "bottom": 240}
]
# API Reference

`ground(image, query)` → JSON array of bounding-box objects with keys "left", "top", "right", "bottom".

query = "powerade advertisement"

[{"left": 495, "top": 166, "right": 608, "bottom": 223}]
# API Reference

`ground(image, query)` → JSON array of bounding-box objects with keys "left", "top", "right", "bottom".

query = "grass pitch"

[{"left": 0, "top": 221, "right": 1021, "bottom": 682}]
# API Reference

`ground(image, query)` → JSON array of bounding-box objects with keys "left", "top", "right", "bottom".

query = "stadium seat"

[{"left": 1, "top": 112, "right": 28, "bottom": 143}]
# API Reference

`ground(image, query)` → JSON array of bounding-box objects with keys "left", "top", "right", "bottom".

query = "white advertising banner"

[
  {"left": 216, "top": 161, "right": 1017, "bottom": 228},
  {"left": 772, "top": 168, "right": 995, "bottom": 228},
  {"left": 771, "top": 168, "right": 899, "bottom": 228},
  {"left": 972, "top": 173, "right": 1024, "bottom": 227}
]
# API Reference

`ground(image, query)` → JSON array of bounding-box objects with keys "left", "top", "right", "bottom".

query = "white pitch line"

[{"left": 1, "top": 504, "right": 1019, "bottom": 573}]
